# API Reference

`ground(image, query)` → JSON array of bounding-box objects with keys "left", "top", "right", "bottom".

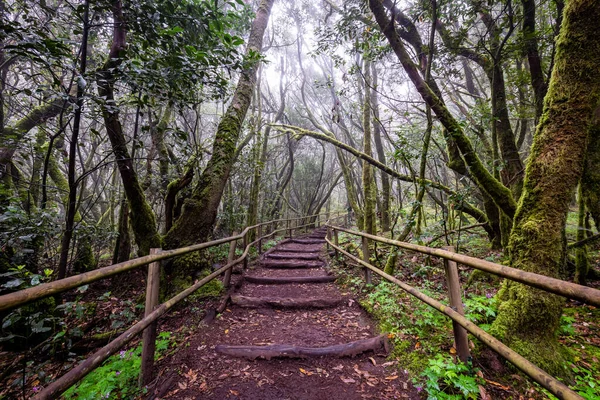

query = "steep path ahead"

[{"left": 162, "top": 228, "right": 419, "bottom": 399}]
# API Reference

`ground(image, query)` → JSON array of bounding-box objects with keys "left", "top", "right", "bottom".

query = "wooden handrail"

[
  {"left": 0, "top": 211, "right": 340, "bottom": 313},
  {"left": 326, "top": 235, "right": 583, "bottom": 400},
  {"left": 31, "top": 211, "right": 341, "bottom": 399},
  {"left": 328, "top": 225, "right": 600, "bottom": 307}
]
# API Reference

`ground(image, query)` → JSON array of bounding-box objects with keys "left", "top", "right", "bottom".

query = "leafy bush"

[
  {"left": 418, "top": 354, "right": 482, "bottom": 399},
  {"left": 63, "top": 331, "right": 173, "bottom": 399},
  {"left": 463, "top": 294, "right": 497, "bottom": 331}
]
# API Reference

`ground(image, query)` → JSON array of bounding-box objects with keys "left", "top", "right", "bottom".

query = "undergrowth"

[
  {"left": 331, "top": 232, "right": 600, "bottom": 399},
  {"left": 62, "top": 331, "right": 174, "bottom": 399}
]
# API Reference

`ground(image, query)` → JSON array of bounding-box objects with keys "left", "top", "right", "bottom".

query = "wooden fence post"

[
  {"left": 443, "top": 246, "right": 470, "bottom": 364},
  {"left": 326, "top": 227, "right": 331, "bottom": 250},
  {"left": 223, "top": 236, "right": 237, "bottom": 288},
  {"left": 361, "top": 236, "right": 372, "bottom": 284},
  {"left": 139, "top": 248, "right": 161, "bottom": 388},
  {"left": 287, "top": 219, "right": 292, "bottom": 238},
  {"left": 258, "top": 225, "right": 263, "bottom": 254},
  {"left": 317, "top": 214, "right": 320, "bottom": 228}
]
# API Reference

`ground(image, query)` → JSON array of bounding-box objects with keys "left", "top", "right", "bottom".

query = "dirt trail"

[{"left": 160, "top": 228, "right": 420, "bottom": 400}]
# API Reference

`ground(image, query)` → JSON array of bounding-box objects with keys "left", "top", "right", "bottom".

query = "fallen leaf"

[
  {"left": 224, "top": 329, "right": 229, "bottom": 334},
  {"left": 415, "top": 342, "right": 421, "bottom": 349},
  {"left": 178, "top": 381, "right": 187, "bottom": 390},
  {"left": 449, "top": 347, "right": 457, "bottom": 354},
  {"left": 369, "top": 357, "right": 377, "bottom": 365},
  {"left": 332, "top": 364, "right": 344, "bottom": 371},
  {"left": 485, "top": 378, "right": 511, "bottom": 391},
  {"left": 385, "top": 375, "right": 399, "bottom": 381},
  {"left": 341, "top": 376, "right": 356, "bottom": 384},
  {"left": 230, "top": 389, "right": 239, "bottom": 396},
  {"left": 479, "top": 385, "right": 492, "bottom": 400},
  {"left": 299, "top": 368, "right": 313, "bottom": 376}
]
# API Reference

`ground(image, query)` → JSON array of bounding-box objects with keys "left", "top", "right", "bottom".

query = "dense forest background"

[{"left": 1, "top": 0, "right": 599, "bottom": 397}]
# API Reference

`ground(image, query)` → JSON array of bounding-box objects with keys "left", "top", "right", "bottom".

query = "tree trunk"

[
  {"left": 57, "top": 0, "right": 89, "bottom": 280},
  {"left": 361, "top": 59, "right": 377, "bottom": 235},
  {"left": 97, "top": 0, "right": 161, "bottom": 256},
  {"left": 370, "top": 65, "right": 390, "bottom": 232},
  {"left": 369, "top": 0, "right": 517, "bottom": 220},
  {"left": 163, "top": 0, "right": 275, "bottom": 277},
  {"left": 490, "top": 0, "right": 600, "bottom": 375},
  {"left": 582, "top": 122, "right": 600, "bottom": 231}
]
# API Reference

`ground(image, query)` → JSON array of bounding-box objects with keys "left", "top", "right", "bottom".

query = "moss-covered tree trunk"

[
  {"left": 370, "top": 0, "right": 516, "bottom": 221},
  {"left": 97, "top": 0, "right": 161, "bottom": 256},
  {"left": 582, "top": 122, "right": 600, "bottom": 231},
  {"left": 361, "top": 59, "right": 377, "bottom": 235},
  {"left": 490, "top": 0, "right": 600, "bottom": 375},
  {"left": 163, "top": 0, "right": 275, "bottom": 275}
]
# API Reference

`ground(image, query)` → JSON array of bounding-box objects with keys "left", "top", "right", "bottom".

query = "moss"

[
  {"left": 491, "top": 281, "right": 568, "bottom": 376},
  {"left": 190, "top": 270, "right": 224, "bottom": 299},
  {"left": 383, "top": 251, "right": 398, "bottom": 275},
  {"left": 466, "top": 269, "right": 499, "bottom": 286},
  {"left": 73, "top": 239, "right": 98, "bottom": 273}
]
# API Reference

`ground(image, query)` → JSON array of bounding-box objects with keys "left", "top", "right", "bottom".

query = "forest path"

[{"left": 161, "top": 228, "right": 420, "bottom": 400}]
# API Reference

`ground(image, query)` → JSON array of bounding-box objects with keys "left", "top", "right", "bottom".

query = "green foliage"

[
  {"left": 124, "top": 0, "right": 253, "bottom": 105},
  {"left": 418, "top": 354, "right": 483, "bottom": 400},
  {"left": 463, "top": 294, "right": 497, "bottom": 331},
  {"left": 0, "top": 205, "right": 61, "bottom": 271},
  {"left": 63, "top": 332, "right": 174, "bottom": 400},
  {"left": 0, "top": 265, "right": 56, "bottom": 346}
]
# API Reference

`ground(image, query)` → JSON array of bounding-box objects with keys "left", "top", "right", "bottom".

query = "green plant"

[
  {"left": 464, "top": 294, "right": 497, "bottom": 331},
  {"left": 417, "top": 354, "right": 483, "bottom": 399},
  {"left": 558, "top": 314, "right": 576, "bottom": 336},
  {"left": 63, "top": 331, "right": 174, "bottom": 399}
]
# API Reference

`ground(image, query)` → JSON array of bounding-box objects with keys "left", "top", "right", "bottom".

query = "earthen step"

[
  {"left": 269, "top": 248, "right": 321, "bottom": 253},
  {"left": 215, "top": 334, "right": 388, "bottom": 360},
  {"left": 289, "top": 238, "right": 326, "bottom": 245},
  {"left": 266, "top": 253, "right": 321, "bottom": 260},
  {"left": 231, "top": 295, "right": 343, "bottom": 309},
  {"left": 245, "top": 275, "right": 335, "bottom": 284},
  {"left": 260, "top": 259, "right": 323, "bottom": 269}
]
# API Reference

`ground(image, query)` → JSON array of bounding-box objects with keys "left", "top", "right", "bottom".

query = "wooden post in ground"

[
  {"left": 326, "top": 227, "right": 331, "bottom": 250},
  {"left": 317, "top": 214, "right": 320, "bottom": 228},
  {"left": 139, "top": 248, "right": 161, "bottom": 388},
  {"left": 287, "top": 219, "right": 292, "bottom": 238},
  {"left": 223, "top": 236, "right": 237, "bottom": 288},
  {"left": 443, "top": 246, "right": 470, "bottom": 364},
  {"left": 361, "top": 236, "right": 372, "bottom": 284},
  {"left": 258, "top": 225, "right": 263, "bottom": 254},
  {"left": 334, "top": 230, "right": 339, "bottom": 257},
  {"left": 243, "top": 233, "right": 248, "bottom": 270}
]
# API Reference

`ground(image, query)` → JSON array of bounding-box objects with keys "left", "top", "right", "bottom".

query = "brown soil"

[{"left": 154, "top": 229, "right": 420, "bottom": 400}]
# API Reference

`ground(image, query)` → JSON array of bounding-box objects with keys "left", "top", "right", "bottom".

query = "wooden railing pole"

[
  {"left": 223, "top": 235, "right": 237, "bottom": 288},
  {"left": 361, "top": 236, "right": 372, "bottom": 284},
  {"left": 243, "top": 233, "right": 248, "bottom": 270},
  {"left": 334, "top": 229, "right": 339, "bottom": 257},
  {"left": 287, "top": 219, "right": 292, "bottom": 238},
  {"left": 139, "top": 248, "right": 161, "bottom": 388},
  {"left": 258, "top": 225, "right": 263, "bottom": 254},
  {"left": 443, "top": 245, "right": 470, "bottom": 364},
  {"left": 326, "top": 226, "right": 331, "bottom": 250}
]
